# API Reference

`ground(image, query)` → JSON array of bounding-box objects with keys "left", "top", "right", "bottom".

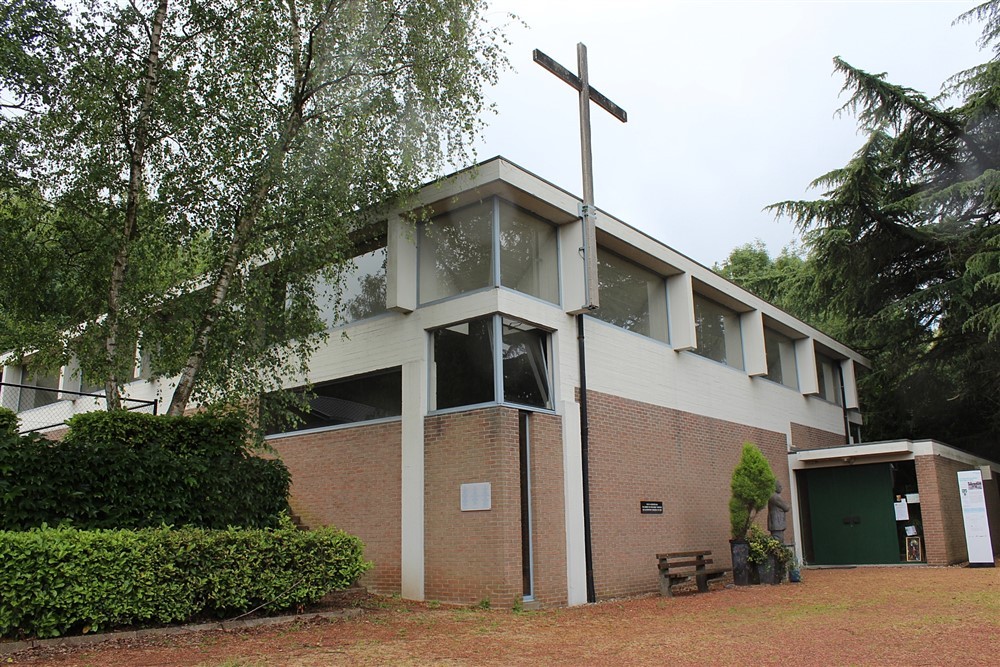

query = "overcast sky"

[{"left": 475, "top": 0, "right": 987, "bottom": 267}]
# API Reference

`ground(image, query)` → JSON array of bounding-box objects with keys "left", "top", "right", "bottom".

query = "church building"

[{"left": 3, "top": 157, "right": 996, "bottom": 606}]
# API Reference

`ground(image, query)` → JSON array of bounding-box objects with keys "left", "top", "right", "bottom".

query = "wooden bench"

[{"left": 657, "top": 550, "right": 730, "bottom": 597}]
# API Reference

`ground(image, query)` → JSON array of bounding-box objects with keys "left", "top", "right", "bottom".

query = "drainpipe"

[
  {"left": 838, "top": 364, "right": 850, "bottom": 445},
  {"left": 577, "top": 314, "right": 596, "bottom": 603}
]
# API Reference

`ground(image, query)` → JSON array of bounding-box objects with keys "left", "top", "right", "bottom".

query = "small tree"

[{"left": 729, "top": 442, "right": 776, "bottom": 540}]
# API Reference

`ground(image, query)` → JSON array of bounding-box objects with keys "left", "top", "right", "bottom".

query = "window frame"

[
  {"left": 590, "top": 246, "right": 669, "bottom": 343},
  {"left": 262, "top": 367, "right": 404, "bottom": 438},
  {"left": 692, "top": 292, "right": 745, "bottom": 370},
  {"left": 428, "top": 314, "right": 555, "bottom": 414},
  {"left": 816, "top": 353, "right": 845, "bottom": 406},
  {"left": 763, "top": 326, "right": 799, "bottom": 390},
  {"left": 418, "top": 197, "right": 561, "bottom": 307}
]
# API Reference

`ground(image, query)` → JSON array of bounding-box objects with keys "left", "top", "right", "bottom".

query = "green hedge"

[
  {"left": 0, "top": 521, "right": 371, "bottom": 638},
  {"left": 0, "top": 409, "right": 290, "bottom": 530}
]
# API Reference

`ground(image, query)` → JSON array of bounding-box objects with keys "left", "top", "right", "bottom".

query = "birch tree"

[
  {"left": 768, "top": 0, "right": 1000, "bottom": 457},
  {"left": 1, "top": 0, "right": 509, "bottom": 415}
]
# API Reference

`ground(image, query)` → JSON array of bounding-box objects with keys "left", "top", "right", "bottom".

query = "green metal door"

[{"left": 806, "top": 463, "right": 900, "bottom": 565}]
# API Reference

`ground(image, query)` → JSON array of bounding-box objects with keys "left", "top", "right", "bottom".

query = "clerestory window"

[
  {"left": 764, "top": 327, "right": 798, "bottom": 389},
  {"left": 816, "top": 353, "right": 844, "bottom": 405},
  {"left": 592, "top": 247, "right": 668, "bottom": 342},
  {"left": 693, "top": 293, "right": 744, "bottom": 369},
  {"left": 314, "top": 239, "right": 388, "bottom": 327}
]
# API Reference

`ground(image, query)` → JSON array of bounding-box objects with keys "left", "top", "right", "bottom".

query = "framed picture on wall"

[{"left": 905, "top": 536, "right": 923, "bottom": 562}]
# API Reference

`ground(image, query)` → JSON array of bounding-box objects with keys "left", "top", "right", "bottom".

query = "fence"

[{"left": 0, "top": 382, "right": 158, "bottom": 435}]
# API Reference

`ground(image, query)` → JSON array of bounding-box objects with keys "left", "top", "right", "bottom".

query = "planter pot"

[
  {"left": 789, "top": 568, "right": 802, "bottom": 583},
  {"left": 754, "top": 554, "right": 781, "bottom": 585},
  {"left": 730, "top": 539, "right": 750, "bottom": 586}
]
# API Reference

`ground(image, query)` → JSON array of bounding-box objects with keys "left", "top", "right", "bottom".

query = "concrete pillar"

[{"left": 400, "top": 359, "right": 426, "bottom": 599}]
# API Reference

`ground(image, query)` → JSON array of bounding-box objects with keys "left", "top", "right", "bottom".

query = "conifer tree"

[{"left": 767, "top": 1, "right": 1000, "bottom": 458}]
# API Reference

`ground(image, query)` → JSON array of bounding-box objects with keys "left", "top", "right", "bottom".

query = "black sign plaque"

[{"left": 640, "top": 501, "right": 663, "bottom": 515}]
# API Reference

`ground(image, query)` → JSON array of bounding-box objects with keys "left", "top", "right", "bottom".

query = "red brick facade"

[
  {"left": 270, "top": 420, "right": 403, "bottom": 594},
  {"left": 585, "top": 390, "right": 790, "bottom": 599},
  {"left": 424, "top": 407, "right": 566, "bottom": 607},
  {"left": 915, "top": 454, "right": 969, "bottom": 565},
  {"left": 790, "top": 422, "right": 845, "bottom": 450}
]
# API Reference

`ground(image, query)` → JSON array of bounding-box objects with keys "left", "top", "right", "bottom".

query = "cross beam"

[
  {"left": 533, "top": 44, "right": 627, "bottom": 311},
  {"left": 532, "top": 49, "right": 628, "bottom": 123}
]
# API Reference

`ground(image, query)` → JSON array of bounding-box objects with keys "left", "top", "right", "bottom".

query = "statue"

[{"left": 767, "top": 480, "right": 791, "bottom": 542}]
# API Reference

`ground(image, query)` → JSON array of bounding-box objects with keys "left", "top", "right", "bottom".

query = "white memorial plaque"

[{"left": 460, "top": 482, "right": 492, "bottom": 512}]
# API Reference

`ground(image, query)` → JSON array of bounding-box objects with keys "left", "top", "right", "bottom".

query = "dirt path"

[{"left": 7, "top": 566, "right": 999, "bottom": 666}]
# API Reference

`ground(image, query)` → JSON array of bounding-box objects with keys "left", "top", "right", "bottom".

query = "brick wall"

[
  {"left": 526, "top": 412, "right": 568, "bottom": 606},
  {"left": 269, "top": 420, "right": 402, "bottom": 594},
  {"left": 424, "top": 408, "right": 519, "bottom": 606},
  {"left": 424, "top": 407, "right": 566, "bottom": 607},
  {"left": 585, "top": 390, "right": 789, "bottom": 599},
  {"left": 790, "top": 422, "right": 845, "bottom": 450},
  {"left": 915, "top": 454, "right": 969, "bottom": 565}
]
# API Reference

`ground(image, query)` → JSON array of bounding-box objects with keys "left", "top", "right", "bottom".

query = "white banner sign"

[{"left": 957, "top": 470, "right": 995, "bottom": 566}]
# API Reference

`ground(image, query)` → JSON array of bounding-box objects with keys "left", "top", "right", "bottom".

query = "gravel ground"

[{"left": 6, "top": 564, "right": 999, "bottom": 666}]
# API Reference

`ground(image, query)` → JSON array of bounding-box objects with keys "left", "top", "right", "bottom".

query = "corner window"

[
  {"left": 418, "top": 201, "right": 493, "bottom": 304},
  {"left": 431, "top": 315, "right": 552, "bottom": 411},
  {"left": 816, "top": 354, "right": 844, "bottom": 405},
  {"left": 265, "top": 368, "right": 402, "bottom": 435},
  {"left": 764, "top": 327, "right": 798, "bottom": 389},
  {"left": 432, "top": 318, "right": 496, "bottom": 410},
  {"left": 419, "top": 198, "right": 560, "bottom": 306},
  {"left": 501, "top": 318, "right": 551, "bottom": 409},
  {"left": 693, "top": 294, "right": 744, "bottom": 369},
  {"left": 593, "top": 248, "right": 668, "bottom": 342}
]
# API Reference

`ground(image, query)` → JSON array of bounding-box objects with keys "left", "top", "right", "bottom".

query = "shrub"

[
  {"left": 729, "top": 442, "right": 776, "bottom": 539},
  {"left": 0, "top": 410, "right": 289, "bottom": 530},
  {"left": 0, "top": 520, "right": 371, "bottom": 639},
  {"left": 0, "top": 407, "right": 17, "bottom": 439},
  {"left": 746, "top": 524, "right": 792, "bottom": 567}
]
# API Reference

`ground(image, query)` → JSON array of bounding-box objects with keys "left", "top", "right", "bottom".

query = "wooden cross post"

[
  {"left": 533, "top": 44, "right": 627, "bottom": 311},
  {"left": 534, "top": 43, "right": 628, "bottom": 605}
]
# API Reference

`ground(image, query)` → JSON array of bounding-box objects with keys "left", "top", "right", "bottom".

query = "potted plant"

[
  {"left": 788, "top": 552, "right": 802, "bottom": 583},
  {"left": 747, "top": 525, "right": 792, "bottom": 585},
  {"left": 729, "top": 442, "right": 777, "bottom": 586}
]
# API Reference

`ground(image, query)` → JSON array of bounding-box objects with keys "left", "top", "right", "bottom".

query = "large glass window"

[
  {"left": 432, "top": 315, "right": 553, "bottom": 411},
  {"left": 314, "top": 244, "right": 388, "bottom": 327},
  {"left": 764, "top": 327, "right": 798, "bottom": 389},
  {"left": 693, "top": 294, "right": 744, "bottom": 369},
  {"left": 816, "top": 353, "right": 844, "bottom": 405},
  {"left": 592, "top": 248, "right": 668, "bottom": 342},
  {"left": 419, "top": 198, "right": 560, "bottom": 306},
  {"left": 266, "top": 368, "right": 402, "bottom": 435},
  {"left": 17, "top": 364, "right": 60, "bottom": 411},
  {"left": 433, "top": 318, "right": 496, "bottom": 410},
  {"left": 419, "top": 201, "right": 493, "bottom": 304},
  {"left": 499, "top": 201, "right": 559, "bottom": 304}
]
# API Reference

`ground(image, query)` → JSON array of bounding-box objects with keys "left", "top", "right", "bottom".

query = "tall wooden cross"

[{"left": 533, "top": 44, "right": 628, "bottom": 311}]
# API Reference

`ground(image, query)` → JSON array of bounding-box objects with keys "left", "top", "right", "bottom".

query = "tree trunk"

[
  {"left": 166, "top": 3, "right": 308, "bottom": 416},
  {"left": 165, "top": 121, "right": 304, "bottom": 416},
  {"left": 104, "top": 0, "right": 171, "bottom": 410}
]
